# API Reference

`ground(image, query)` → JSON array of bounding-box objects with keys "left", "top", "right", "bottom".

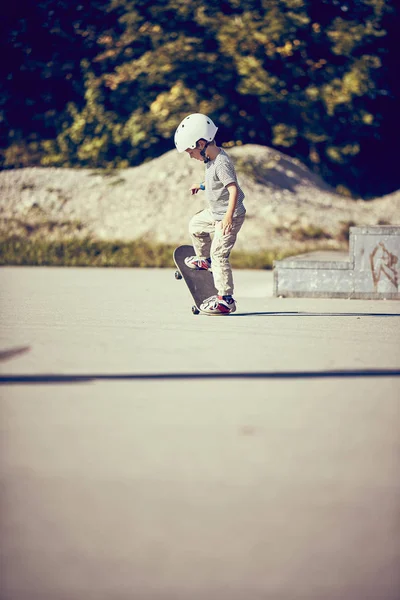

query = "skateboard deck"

[{"left": 173, "top": 245, "right": 217, "bottom": 314}]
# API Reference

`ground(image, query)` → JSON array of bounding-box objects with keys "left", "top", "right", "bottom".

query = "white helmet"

[{"left": 174, "top": 113, "right": 218, "bottom": 153}]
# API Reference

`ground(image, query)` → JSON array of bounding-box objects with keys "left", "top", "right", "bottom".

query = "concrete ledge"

[
  {"left": 277, "top": 251, "right": 351, "bottom": 270},
  {"left": 273, "top": 226, "right": 400, "bottom": 299}
]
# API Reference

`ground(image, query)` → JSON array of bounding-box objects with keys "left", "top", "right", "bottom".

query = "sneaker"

[
  {"left": 200, "top": 295, "right": 236, "bottom": 315},
  {"left": 184, "top": 256, "right": 212, "bottom": 271}
]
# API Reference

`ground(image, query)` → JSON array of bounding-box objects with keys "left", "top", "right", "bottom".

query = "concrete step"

[{"left": 273, "top": 226, "right": 400, "bottom": 299}]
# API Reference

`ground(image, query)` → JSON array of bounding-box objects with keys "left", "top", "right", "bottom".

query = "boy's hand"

[
  {"left": 221, "top": 215, "right": 233, "bottom": 235},
  {"left": 189, "top": 183, "right": 201, "bottom": 195}
]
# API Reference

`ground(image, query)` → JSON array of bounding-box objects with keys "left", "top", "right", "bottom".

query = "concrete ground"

[{"left": 1, "top": 267, "right": 399, "bottom": 600}]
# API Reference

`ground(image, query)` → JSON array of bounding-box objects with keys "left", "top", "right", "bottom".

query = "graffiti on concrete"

[{"left": 370, "top": 242, "right": 399, "bottom": 291}]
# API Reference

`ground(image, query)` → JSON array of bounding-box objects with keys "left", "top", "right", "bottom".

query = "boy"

[{"left": 174, "top": 113, "right": 246, "bottom": 315}]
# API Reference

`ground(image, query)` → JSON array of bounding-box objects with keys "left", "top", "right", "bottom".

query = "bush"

[{"left": 0, "top": 237, "right": 297, "bottom": 269}]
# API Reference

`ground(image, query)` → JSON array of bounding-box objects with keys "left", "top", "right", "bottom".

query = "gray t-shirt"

[{"left": 204, "top": 148, "right": 246, "bottom": 220}]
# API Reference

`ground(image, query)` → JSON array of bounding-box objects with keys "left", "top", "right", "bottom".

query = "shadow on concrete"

[
  {"left": 0, "top": 369, "right": 399, "bottom": 385},
  {"left": 0, "top": 346, "right": 31, "bottom": 362},
  {"left": 233, "top": 312, "right": 400, "bottom": 317}
]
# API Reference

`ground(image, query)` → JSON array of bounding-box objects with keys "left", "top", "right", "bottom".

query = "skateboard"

[{"left": 173, "top": 245, "right": 217, "bottom": 314}]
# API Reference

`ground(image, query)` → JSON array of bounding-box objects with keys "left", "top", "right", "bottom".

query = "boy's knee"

[
  {"left": 188, "top": 221, "right": 196, "bottom": 236},
  {"left": 188, "top": 215, "right": 200, "bottom": 235},
  {"left": 189, "top": 221, "right": 209, "bottom": 239}
]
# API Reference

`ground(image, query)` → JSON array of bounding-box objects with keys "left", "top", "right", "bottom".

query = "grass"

[
  {"left": 0, "top": 237, "right": 299, "bottom": 269},
  {"left": 291, "top": 225, "right": 332, "bottom": 241}
]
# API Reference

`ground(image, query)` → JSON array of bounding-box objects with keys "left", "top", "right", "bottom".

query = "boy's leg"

[
  {"left": 188, "top": 208, "right": 215, "bottom": 258},
  {"left": 210, "top": 214, "right": 245, "bottom": 296}
]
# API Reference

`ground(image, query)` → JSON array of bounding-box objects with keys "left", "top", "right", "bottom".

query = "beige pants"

[{"left": 188, "top": 208, "right": 245, "bottom": 296}]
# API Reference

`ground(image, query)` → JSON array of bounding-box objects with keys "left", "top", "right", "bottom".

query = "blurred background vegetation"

[{"left": 1, "top": 0, "right": 398, "bottom": 198}]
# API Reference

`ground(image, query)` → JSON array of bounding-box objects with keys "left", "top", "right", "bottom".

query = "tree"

[
  {"left": 0, "top": 0, "right": 118, "bottom": 165},
  {"left": 1, "top": 0, "right": 398, "bottom": 197}
]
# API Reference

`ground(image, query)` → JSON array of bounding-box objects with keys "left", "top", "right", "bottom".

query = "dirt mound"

[{"left": 0, "top": 144, "right": 398, "bottom": 252}]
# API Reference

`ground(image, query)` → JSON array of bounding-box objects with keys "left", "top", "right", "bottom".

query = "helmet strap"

[{"left": 200, "top": 142, "right": 210, "bottom": 163}]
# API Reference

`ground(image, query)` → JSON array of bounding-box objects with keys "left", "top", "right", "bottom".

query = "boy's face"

[{"left": 185, "top": 140, "right": 206, "bottom": 161}]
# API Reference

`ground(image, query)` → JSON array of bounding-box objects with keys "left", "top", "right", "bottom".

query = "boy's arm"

[
  {"left": 189, "top": 181, "right": 205, "bottom": 195},
  {"left": 221, "top": 183, "right": 238, "bottom": 234}
]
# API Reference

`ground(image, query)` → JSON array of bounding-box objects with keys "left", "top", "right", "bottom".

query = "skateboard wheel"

[
  {"left": 192, "top": 306, "right": 200, "bottom": 315},
  {"left": 175, "top": 270, "right": 182, "bottom": 280}
]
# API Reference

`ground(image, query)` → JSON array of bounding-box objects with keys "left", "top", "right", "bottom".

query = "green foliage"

[
  {"left": 0, "top": 236, "right": 295, "bottom": 269},
  {"left": 0, "top": 237, "right": 176, "bottom": 267},
  {"left": 1, "top": 0, "right": 399, "bottom": 196},
  {"left": 292, "top": 225, "right": 332, "bottom": 241}
]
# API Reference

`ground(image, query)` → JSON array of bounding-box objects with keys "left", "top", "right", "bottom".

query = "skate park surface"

[{"left": 1, "top": 266, "right": 400, "bottom": 600}]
